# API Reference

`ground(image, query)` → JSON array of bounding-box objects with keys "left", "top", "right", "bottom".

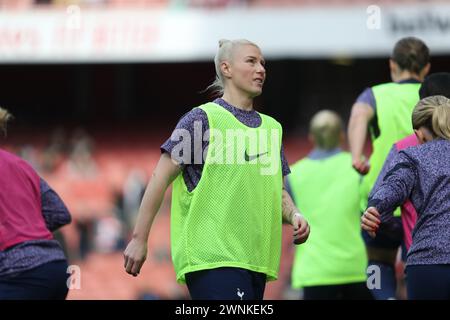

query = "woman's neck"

[
  {"left": 221, "top": 90, "right": 254, "bottom": 111},
  {"left": 392, "top": 70, "right": 422, "bottom": 83}
]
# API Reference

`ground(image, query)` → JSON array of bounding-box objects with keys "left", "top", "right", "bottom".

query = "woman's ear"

[
  {"left": 415, "top": 127, "right": 434, "bottom": 144},
  {"left": 389, "top": 59, "right": 399, "bottom": 76},
  {"left": 420, "top": 63, "right": 431, "bottom": 79},
  {"left": 220, "top": 61, "right": 232, "bottom": 79},
  {"left": 414, "top": 129, "right": 426, "bottom": 144},
  {"left": 389, "top": 59, "right": 396, "bottom": 71}
]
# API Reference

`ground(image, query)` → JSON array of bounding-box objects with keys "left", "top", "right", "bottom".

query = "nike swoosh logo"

[{"left": 244, "top": 151, "right": 268, "bottom": 162}]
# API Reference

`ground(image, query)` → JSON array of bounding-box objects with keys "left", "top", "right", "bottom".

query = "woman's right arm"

[{"left": 124, "top": 152, "right": 181, "bottom": 276}]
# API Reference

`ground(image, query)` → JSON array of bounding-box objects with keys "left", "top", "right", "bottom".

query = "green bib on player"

[
  {"left": 171, "top": 102, "right": 283, "bottom": 284},
  {"left": 289, "top": 152, "right": 368, "bottom": 287},
  {"left": 361, "top": 83, "right": 420, "bottom": 214}
]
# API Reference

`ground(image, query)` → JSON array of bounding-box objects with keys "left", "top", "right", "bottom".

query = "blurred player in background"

[
  {"left": 288, "top": 110, "right": 371, "bottom": 300},
  {"left": 362, "top": 95, "right": 450, "bottom": 299},
  {"left": 348, "top": 36, "right": 430, "bottom": 299},
  {"left": 0, "top": 107, "right": 72, "bottom": 300},
  {"left": 124, "top": 39, "right": 310, "bottom": 300}
]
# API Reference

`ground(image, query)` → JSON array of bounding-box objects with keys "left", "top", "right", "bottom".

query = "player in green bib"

[
  {"left": 123, "top": 39, "right": 310, "bottom": 300},
  {"left": 347, "top": 37, "right": 430, "bottom": 299},
  {"left": 288, "top": 110, "right": 371, "bottom": 299}
]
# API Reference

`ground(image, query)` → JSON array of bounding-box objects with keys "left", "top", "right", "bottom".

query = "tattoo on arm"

[{"left": 282, "top": 189, "right": 297, "bottom": 225}]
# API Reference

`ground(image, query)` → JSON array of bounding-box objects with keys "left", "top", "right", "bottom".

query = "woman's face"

[{"left": 225, "top": 44, "right": 266, "bottom": 98}]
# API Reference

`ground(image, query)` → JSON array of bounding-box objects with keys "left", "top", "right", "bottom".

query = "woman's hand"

[
  {"left": 292, "top": 213, "right": 310, "bottom": 245},
  {"left": 352, "top": 157, "right": 370, "bottom": 175},
  {"left": 124, "top": 238, "right": 148, "bottom": 277},
  {"left": 361, "top": 207, "right": 381, "bottom": 238}
]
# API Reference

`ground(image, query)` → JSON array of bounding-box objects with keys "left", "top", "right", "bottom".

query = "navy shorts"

[
  {"left": 185, "top": 267, "right": 266, "bottom": 300},
  {"left": 303, "top": 282, "right": 373, "bottom": 300},
  {"left": 0, "top": 260, "right": 69, "bottom": 300},
  {"left": 406, "top": 265, "right": 450, "bottom": 300}
]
